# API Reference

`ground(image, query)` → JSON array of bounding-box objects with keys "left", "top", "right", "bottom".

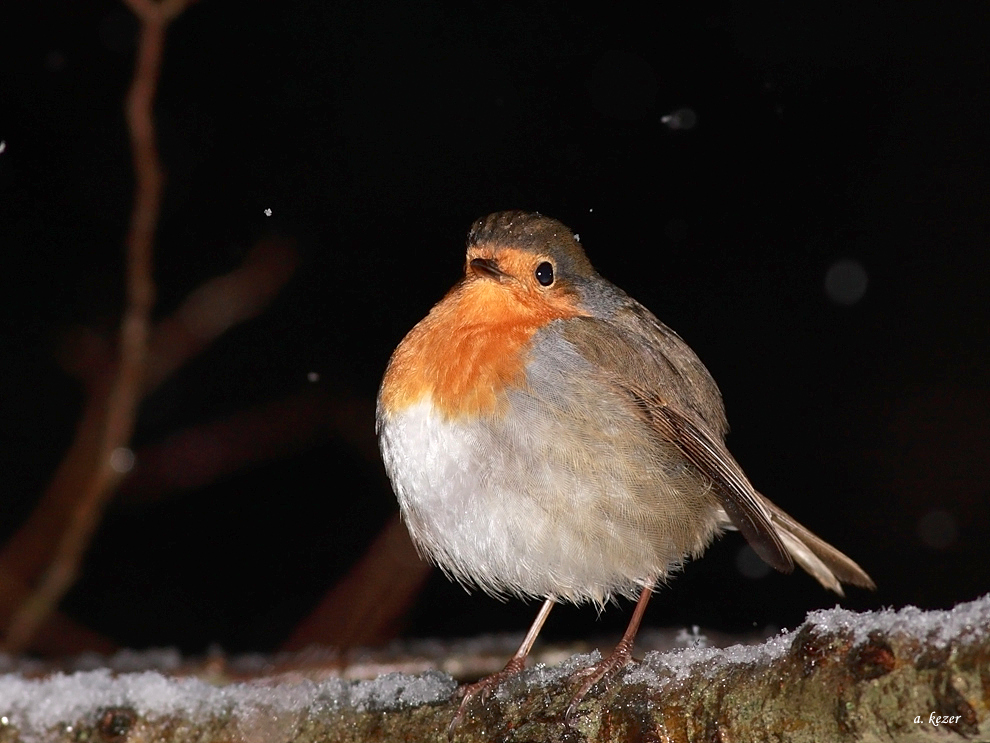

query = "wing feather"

[{"left": 560, "top": 312, "right": 793, "bottom": 573}]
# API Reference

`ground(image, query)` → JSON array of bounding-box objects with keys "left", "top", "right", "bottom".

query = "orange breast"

[{"left": 380, "top": 277, "right": 587, "bottom": 420}]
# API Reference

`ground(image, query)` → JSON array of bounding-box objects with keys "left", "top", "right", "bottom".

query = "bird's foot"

[
  {"left": 448, "top": 656, "right": 527, "bottom": 740},
  {"left": 565, "top": 638, "right": 635, "bottom": 721}
]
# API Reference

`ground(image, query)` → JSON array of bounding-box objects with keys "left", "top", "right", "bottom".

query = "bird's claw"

[
  {"left": 448, "top": 659, "right": 526, "bottom": 740},
  {"left": 565, "top": 643, "right": 634, "bottom": 722}
]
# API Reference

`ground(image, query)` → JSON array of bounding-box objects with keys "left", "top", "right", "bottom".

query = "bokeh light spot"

[
  {"left": 661, "top": 107, "right": 698, "bottom": 130},
  {"left": 736, "top": 544, "right": 772, "bottom": 580},
  {"left": 825, "top": 258, "right": 868, "bottom": 305},
  {"left": 109, "top": 447, "right": 135, "bottom": 474},
  {"left": 917, "top": 509, "right": 957, "bottom": 549}
]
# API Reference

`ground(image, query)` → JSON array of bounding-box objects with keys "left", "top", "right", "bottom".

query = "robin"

[{"left": 376, "top": 210, "right": 874, "bottom": 726}]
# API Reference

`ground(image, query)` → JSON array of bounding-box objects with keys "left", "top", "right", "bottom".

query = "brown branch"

[
  {"left": 0, "top": 0, "right": 190, "bottom": 654},
  {"left": 0, "top": 239, "right": 297, "bottom": 656},
  {"left": 282, "top": 514, "right": 432, "bottom": 651},
  {"left": 144, "top": 237, "right": 298, "bottom": 390},
  {"left": 1, "top": 598, "right": 988, "bottom": 742},
  {"left": 56, "top": 237, "right": 299, "bottom": 395},
  {"left": 115, "top": 389, "right": 374, "bottom": 505}
]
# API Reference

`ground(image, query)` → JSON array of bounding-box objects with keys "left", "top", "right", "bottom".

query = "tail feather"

[
  {"left": 764, "top": 498, "right": 875, "bottom": 592},
  {"left": 721, "top": 496, "right": 875, "bottom": 594}
]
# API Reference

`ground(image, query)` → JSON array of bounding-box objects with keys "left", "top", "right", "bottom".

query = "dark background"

[{"left": 1, "top": 1, "right": 988, "bottom": 655}]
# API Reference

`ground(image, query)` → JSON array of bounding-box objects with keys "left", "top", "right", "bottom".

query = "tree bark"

[{"left": 0, "top": 596, "right": 987, "bottom": 742}]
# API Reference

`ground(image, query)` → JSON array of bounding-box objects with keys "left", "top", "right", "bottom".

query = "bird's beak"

[{"left": 469, "top": 257, "right": 507, "bottom": 281}]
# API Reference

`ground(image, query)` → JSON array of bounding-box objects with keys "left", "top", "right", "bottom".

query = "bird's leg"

[
  {"left": 566, "top": 584, "right": 654, "bottom": 720},
  {"left": 448, "top": 598, "right": 555, "bottom": 738}
]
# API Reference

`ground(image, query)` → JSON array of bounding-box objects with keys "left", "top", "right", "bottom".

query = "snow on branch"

[{"left": 0, "top": 595, "right": 988, "bottom": 742}]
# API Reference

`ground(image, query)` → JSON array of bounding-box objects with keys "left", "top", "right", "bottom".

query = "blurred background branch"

[
  {"left": 0, "top": 0, "right": 192, "bottom": 654},
  {"left": 0, "top": 0, "right": 428, "bottom": 660}
]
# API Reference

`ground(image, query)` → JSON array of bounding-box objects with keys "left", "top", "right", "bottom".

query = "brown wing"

[
  {"left": 645, "top": 403, "right": 793, "bottom": 572},
  {"left": 560, "top": 313, "right": 794, "bottom": 573}
]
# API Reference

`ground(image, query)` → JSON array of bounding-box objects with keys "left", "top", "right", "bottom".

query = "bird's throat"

[{"left": 379, "top": 279, "right": 586, "bottom": 420}]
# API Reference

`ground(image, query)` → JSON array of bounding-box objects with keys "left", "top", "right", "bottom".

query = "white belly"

[{"left": 377, "top": 392, "right": 722, "bottom": 606}]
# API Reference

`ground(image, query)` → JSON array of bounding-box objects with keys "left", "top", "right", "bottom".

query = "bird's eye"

[{"left": 535, "top": 261, "right": 554, "bottom": 286}]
